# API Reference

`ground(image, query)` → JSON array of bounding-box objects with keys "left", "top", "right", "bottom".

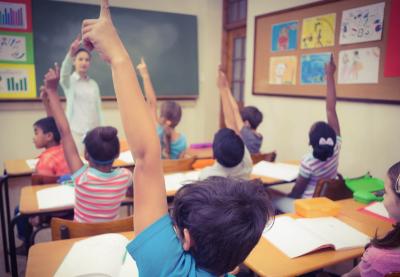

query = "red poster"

[
  {"left": 0, "top": 0, "right": 32, "bottom": 33},
  {"left": 384, "top": 0, "right": 400, "bottom": 77}
]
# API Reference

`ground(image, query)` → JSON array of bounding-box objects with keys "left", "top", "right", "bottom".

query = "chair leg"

[
  {"left": 0, "top": 177, "right": 10, "bottom": 272},
  {"left": 28, "top": 225, "right": 50, "bottom": 249}
]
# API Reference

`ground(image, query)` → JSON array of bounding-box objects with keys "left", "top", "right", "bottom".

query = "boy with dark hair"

[
  {"left": 81, "top": 2, "right": 274, "bottom": 275},
  {"left": 34, "top": 90, "right": 70, "bottom": 176},
  {"left": 240, "top": 106, "right": 264, "bottom": 153}
]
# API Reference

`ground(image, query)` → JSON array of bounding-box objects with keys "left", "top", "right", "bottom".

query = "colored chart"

[
  {"left": 0, "top": 2, "right": 27, "bottom": 30},
  {"left": 0, "top": 63, "right": 35, "bottom": 98}
]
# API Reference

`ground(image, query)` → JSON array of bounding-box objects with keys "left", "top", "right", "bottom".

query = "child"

[
  {"left": 60, "top": 35, "right": 103, "bottom": 154},
  {"left": 81, "top": 2, "right": 273, "bottom": 276},
  {"left": 343, "top": 161, "right": 400, "bottom": 277},
  {"left": 215, "top": 67, "right": 263, "bottom": 154},
  {"left": 137, "top": 58, "right": 187, "bottom": 159},
  {"left": 273, "top": 55, "right": 341, "bottom": 212},
  {"left": 199, "top": 69, "right": 253, "bottom": 180},
  {"left": 42, "top": 63, "right": 131, "bottom": 223}
]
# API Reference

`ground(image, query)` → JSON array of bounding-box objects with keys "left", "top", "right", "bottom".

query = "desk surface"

[
  {"left": 26, "top": 199, "right": 391, "bottom": 277},
  {"left": 26, "top": 232, "right": 135, "bottom": 277},
  {"left": 19, "top": 184, "right": 176, "bottom": 215},
  {"left": 244, "top": 199, "right": 392, "bottom": 277}
]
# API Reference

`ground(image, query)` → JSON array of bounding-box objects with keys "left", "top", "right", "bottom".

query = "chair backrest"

[
  {"left": 163, "top": 157, "right": 196, "bottom": 173},
  {"left": 51, "top": 216, "right": 134, "bottom": 240},
  {"left": 313, "top": 174, "right": 353, "bottom": 200},
  {"left": 31, "top": 173, "right": 60, "bottom": 185},
  {"left": 251, "top": 151, "right": 277, "bottom": 164}
]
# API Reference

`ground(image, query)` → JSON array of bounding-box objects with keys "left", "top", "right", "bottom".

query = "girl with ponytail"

[
  {"left": 42, "top": 65, "right": 132, "bottom": 223},
  {"left": 137, "top": 58, "right": 187, "bottom": 159},
  {"left": 272, "top": 55, "right": 342, "bottom": 212}
]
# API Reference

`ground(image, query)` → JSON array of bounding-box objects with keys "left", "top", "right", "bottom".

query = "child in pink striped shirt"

[{"left": 42, "top": 65, "right": 132, "bottom": 223}]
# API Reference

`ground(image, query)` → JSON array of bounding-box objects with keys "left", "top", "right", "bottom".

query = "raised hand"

[
  {"left": 137, "top": 57, "right": 149, "bottom": 78},
  {"left": 69, "top": 34, "right": 81, "bottom": 56},
  {"left": 81, "top": 0, "right": 126, "bottom": 63},
  {"left": 217, "top": 67, "right": 229, "bottom": 90},
  {"left": 44, "top": 63, "right": 60, "bottom": 92},
  {"left": 325, "top": 54, "right": 336, "bottom": 76}
]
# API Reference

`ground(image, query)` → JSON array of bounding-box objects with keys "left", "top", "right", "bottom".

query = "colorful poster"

[
  {"left": 300, "top": 53, "right": 331, "bottom": 85},
  {"left": 271, "top": 21, "right": 298, "bottom": 52},
  {"left": 339, "top": 2, "right": 385, "bottom": 45},
  {"left": 301, "top": 13, "right": 335, "bottom": 49},
  {"left": 0, "top": 63, "right": 36, "bottom": 98},
  {"left": 0, "top": 0, "right": 32, "bottom": 32},
  {"left": 269, "top": 56, "right": 297, "bottom": 85},
  {"left": 0, "top": 31, "right": 33, "bottom": 63},
  {"left": 338, "top": 47, "right": 380, "bottom": 84}
]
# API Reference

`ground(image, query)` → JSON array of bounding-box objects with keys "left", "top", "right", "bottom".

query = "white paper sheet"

[
  {"left": 25, "top": 158, "right": 38, "bottom": 169},
  {"left": 36, "top": 185, "right": 75, "bottom": 209},
  {"left": 118, "top": 151, "right": 135, "bottom": 164},
  {"left": 251, "top": 161, "right": 299, "bottom": 182}
]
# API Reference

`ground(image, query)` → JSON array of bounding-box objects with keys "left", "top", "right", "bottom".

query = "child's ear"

[
  {"left": 165, "top": 120, "right": 172, "bottom": 127},
  {"left": 244, "top": 120, "right": 250, "bottom": 127},
  {"left": 182, "top": 228, "right": 192, "bottom": 251},
  {"left": 45, "top": 132, "right": 54, "bottom": 142},
  {"left": 84, "top": 150, "right": 90, "bottom": 161}
]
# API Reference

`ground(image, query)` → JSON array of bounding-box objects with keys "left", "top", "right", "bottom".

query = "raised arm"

[
  {"left": 325, "top": 54, "right": 340, "bottom": 136},
  {"left": 217, "top": 69, "right": 243, "bottom": 133},
  {"left": 44, "top": 64, "right": 83, "bottom": 173},
  {"left": 82, "top": 0, "right": 167, "bottom": 234},
  {"left": 39, "top": 86, "right": 52, "bottom": 117},
  {"left": 137, "top": 58, "right": 158, "bottom": 125},
  {"left": 59, "top": 34, "right": 80, "bottom": 91}
]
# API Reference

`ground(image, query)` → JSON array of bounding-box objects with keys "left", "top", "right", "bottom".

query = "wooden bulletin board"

[{"left": 252, "top": 0, "right": 400, "bottom": 103}]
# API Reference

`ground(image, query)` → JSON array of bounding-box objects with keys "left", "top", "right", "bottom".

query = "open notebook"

[
  {"left": 263, "top": 216, "right": 370, "bottom": 258},
  {"left": 55, "top": 233, "right": 138, "bottom": 277},
  {"left": 359, "top": 201, "right": 394, "bottom": 223},
  {"left": 251, "top": 161, "right": 299, "bottom": 182},
  {"left": 164, "top": 170, "right": 200, "bottom": 191},
  {"left": 36, "top": 185, "right": 75, "bottom": 209}
]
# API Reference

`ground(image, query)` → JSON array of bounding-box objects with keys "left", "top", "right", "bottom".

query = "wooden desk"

[
  {"left": 26, "top": 232, "right": 135, "bottom": 277},
  {"left": 244, "top": 199, "right": 392, "bottom": 277},
  {"left": 25, "top": 199, "right": 391, "bottom": 277}
]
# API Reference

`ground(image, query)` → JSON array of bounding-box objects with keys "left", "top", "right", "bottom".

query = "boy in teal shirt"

[{"left": 80, "top": 1, "right": 274, "bottom": 275}]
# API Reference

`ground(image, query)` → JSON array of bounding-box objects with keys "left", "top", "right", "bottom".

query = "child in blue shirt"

[
  {"left": 81, "top": 2, "right": 273, "bottom": 276},
  {"left": 137, "top": 58, "right": 187, "bottom": 159}
]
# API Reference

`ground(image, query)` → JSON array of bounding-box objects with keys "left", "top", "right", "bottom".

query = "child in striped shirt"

[
  {"left": 42, "top": 65, "right": 132, "bottom": 223},
  {"left": 273, "top": 55, "right": 341, "bottom": 212}
]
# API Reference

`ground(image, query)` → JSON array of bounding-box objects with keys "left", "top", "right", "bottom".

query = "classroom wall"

[
  {"left": 0, "top": 0, "right": 222, "bottom": 172},
  {"left": 246, "top": 0, "right": 400, "bottom": 179}
]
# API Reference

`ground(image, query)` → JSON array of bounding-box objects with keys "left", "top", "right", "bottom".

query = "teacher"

[{"left": 60, "top": 35, "right": 103, "bottom": 153}]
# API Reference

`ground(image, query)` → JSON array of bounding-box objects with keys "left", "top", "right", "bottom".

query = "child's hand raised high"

[
  {"left": 137, "top": 58, "right": 149, "bottom": 78},
  {"left": 43, "top": 63, "right": 60, "bottom": 92},
  {"left": 81, "top": 0, "right": 127, "bottom": 64},
  {"left": 325, "top": 54, "right": 336, "bottom": 76},
  {"left": 217, "top": 67, "right": 229, "bottom": 90}
]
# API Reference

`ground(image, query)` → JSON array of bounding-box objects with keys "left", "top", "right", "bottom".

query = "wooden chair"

[
  {"left": 51, "top": 216, "right": 134, "bottom": 241},
  {"left": 31, "top": 173, "right": 60, "bottom": 185},
  {"left": 312, "top": 174, "right": 353, "bottom": 200},
  {"left": 162, "top": 157, "right": 196, "bottom": 173},
  {"left": 251, "top": 151, "right": 277, "bottom": 164}
]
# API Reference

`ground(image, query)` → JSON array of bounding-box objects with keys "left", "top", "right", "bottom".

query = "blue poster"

[
  {"left": 271, "top": 21, "right": 298, "bottom": 52},
  {"left": 301, "top": 53, "right": 331, "bottom": 85}
]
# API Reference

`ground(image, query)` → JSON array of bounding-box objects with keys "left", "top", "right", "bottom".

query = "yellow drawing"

[
  {"left": 301, "top": 13, "right": 336, "bottom": 49},
  {"left": 269, "top": 56, "right": 297, "bottom": 85},
  {"left": 0, "top": 63, "right": 36, "bottom": 99}
]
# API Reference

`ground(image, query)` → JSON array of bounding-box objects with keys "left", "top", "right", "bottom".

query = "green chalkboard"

[{"left": 32, "top": 0, "right": 198, "bottom": 99}]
